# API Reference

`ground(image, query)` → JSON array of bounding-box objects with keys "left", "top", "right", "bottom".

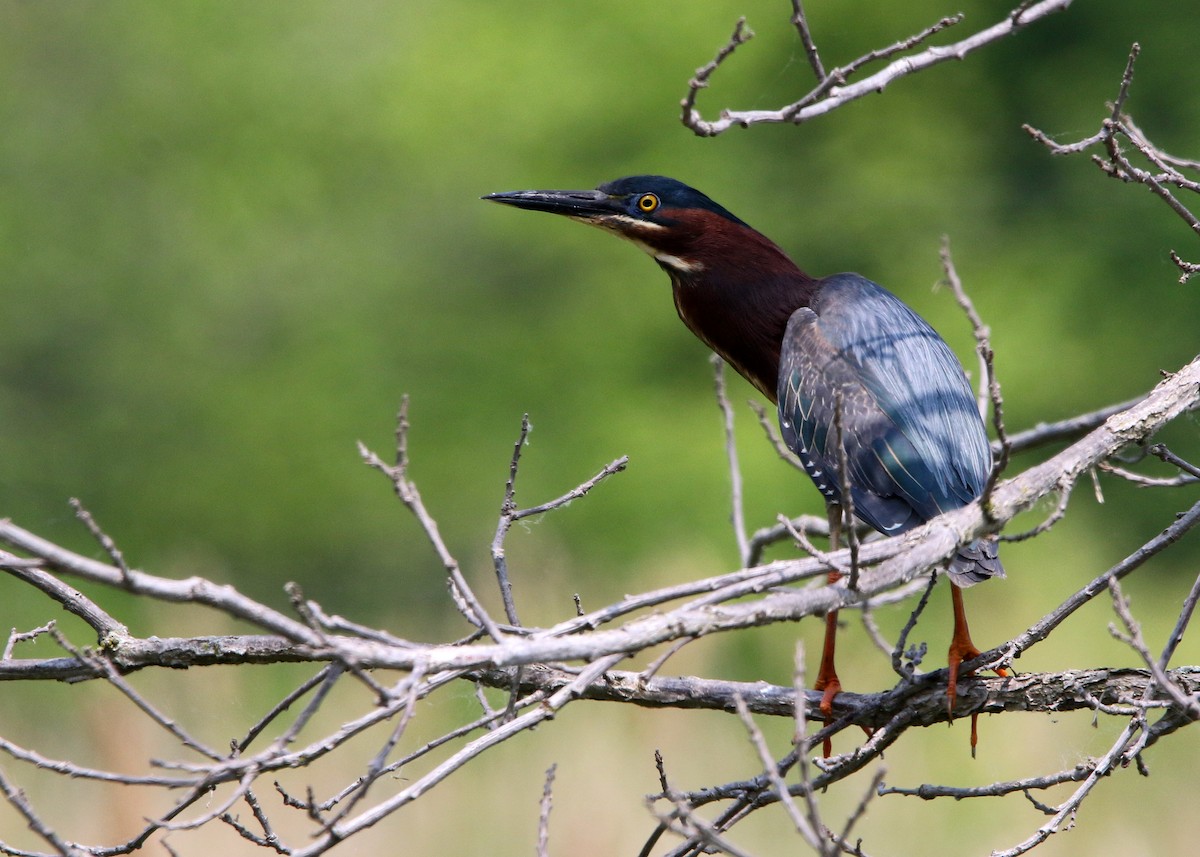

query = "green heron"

[{"left": 485, "top": 176, "right": 1005, "bottom": 749}]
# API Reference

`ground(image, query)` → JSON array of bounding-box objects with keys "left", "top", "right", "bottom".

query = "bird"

[{"left": 485, "top": 175, "right": 1005, "bottom": 751}]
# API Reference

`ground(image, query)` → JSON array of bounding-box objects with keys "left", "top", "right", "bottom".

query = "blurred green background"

[{"left": 1, "top": 1, "right": 1198, "bottom": 855}]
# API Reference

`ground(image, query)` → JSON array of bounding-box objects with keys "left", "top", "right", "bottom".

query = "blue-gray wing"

[{"left": 776, "top": 273, "right": 991, "bottom": 535}]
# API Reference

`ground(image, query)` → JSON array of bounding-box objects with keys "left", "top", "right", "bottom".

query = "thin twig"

[
  {"left": 1001, "top": 396, "right": 1143, "bottom": 456},
  {"left": 1160, "top": 566, "right": 1200, "bottom": 670},
  {"left": 993, "top": 497, "right": 1200, "bottom": 668},
  {"left": 858, "top": 604, "right": 894, "bottom": 660},
  {"left": 999, "top": 482, "right": 1072, "bottom": 543},
  {"left": 684, "top": 1, "right": 1071, "bottom": 135},
  {"left": 779, "top": 514, "right": 850, "bottom": 578},
  {"left": 0, "top": 767, "right": 84, "bottom": 857},
  {"left": 325, "top": 666, "right": 427, "bottom": 829},
  {"left": 492, "top": 414, "right": 532, "bottom": 627},
  {"left": 49, "top": 626, "right": 224, "bottom": 762},
  {"left": 0, "top": 525, "right": 320, "bottom": 644},
  {"left": 536, "top": 763, "right": 557, "bottom": 857},
  {"left": 1099, "top": 462, "right": 1199, "bottom": 488},
  {"left": 358, "top": 397, "right": 505, "bottom": 640},
  {"left": 747, "top": 513, "right": 845, "bottom": 568},
  {"left": 713, "top": 356, "right": 751, "bottom": 566},
  {"left": 790, "top": 642, "right": 820, "bottom": 818},
  {"left": 890, "top": 574, "right": 937, "bottom": 680},
  {"left": 681, "top": 17, "right": 755, "bottom": 137},
  {"left": 939, "top": 237, "right": 1010, "bottom": 516},
  {"left": 832, "top": 394, "right": 861, "bottom": 588},
  {"left": 3, "top": 621, "right": 55, "bottom": 660},
  {"left": 878, "top": 762, "right": 1094, "bottom": 800},
  {"left": 776, "top": 15, "right": 965, "bottom": 122},
  {"left": 1107, "top": 578, "right": 1200, "bottom": 719},
  {"left": 830, "top": 768, "right": 886, "bottom": 855},
  {"left": 733, "top": 693, "right": 825, "bottom": 852},
  {"left": 2, "top": 556, "right": 127, "bottom": 640},
  {"left": 747, "top": 398, "right": 807, "bottom": 473},
  {"left": 991, "top": 719, "right": 1142, "bottom": 857},
  {"left": 220, "top": 788, "right": 288, "bottom": 854},
  {"left": 288, "top": 654, "right": 627, "bottom": 857},
  {"left": 639, "top": 637, "right": 698, "bottom": 685},
  {"left": 69, "top": 497, "right": 132, "bottom": 583},
  {"left": 789, "top": 0, "right": 825, "bottom": 80},
  {"left": 1110, "top": 42, "right": 1141, "bottom": 120},
  {"left": 1148, "top": 443, "right": 1200, "bottom": 480},
  {"left": 1025, "top": 42, "right": 1200, "bottom": 282},
  {"left": 237, "top": 665, "right": 338, "bottom": 754}
]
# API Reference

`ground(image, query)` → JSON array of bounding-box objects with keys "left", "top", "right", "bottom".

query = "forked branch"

[{"left": 682, "top": 0, "right": 1074, "bottom": 136}]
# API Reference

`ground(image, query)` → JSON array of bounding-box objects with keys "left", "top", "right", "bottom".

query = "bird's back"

[{"left": 777, "top": 273, "right": 991, "bottom": 535}]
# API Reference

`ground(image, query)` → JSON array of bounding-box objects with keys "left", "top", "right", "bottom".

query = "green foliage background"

[{"left": 1, "top": 1, "right": 1198, "bottom": 855}]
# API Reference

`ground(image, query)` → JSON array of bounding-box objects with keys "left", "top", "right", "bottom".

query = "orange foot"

[
  {"left": 947, "top": 633, "right": 1009, "bottom": 756},
  {"left": 812, "top": 568, "right": 873, "bottom": 757},
  {"left": 813, "top": 671, "right": 842, "bottom": 759}
]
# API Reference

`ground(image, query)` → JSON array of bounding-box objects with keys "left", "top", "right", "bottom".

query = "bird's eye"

[{"left": 636, "top": 193, "right": 659, "bottom": 213}]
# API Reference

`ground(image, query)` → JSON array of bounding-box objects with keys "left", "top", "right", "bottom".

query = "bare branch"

[
  {"left": 999, "top": 496, "right": 1200, "bottom": 670},
  {"left": 1001, "top": 396, "right": 1144, "bottom": 456},
  {"left": 991, "top": 718, "right": 1143, "bottom": 857},
  {"left": 1149, "top": 443, "right": 1200, "bottom": 480},
  {"left": 1107, "top": 578, "right": 1200, "bottom": 719},
  {"left": 50, "top": 628, "right": 224, "bottom": 762},
  {"left": 0, "top": 522, "right": 319, "bottom": 644},
  {"left": 878, "top": 762, "right": 1094, "bottom": 800},
  {"left": 680, "top": 17, "right": 754, "bottom": 137},
  {"left": 747, "top": 398, "right": 806, "bottom": 473},
  {"left": 747, "top": 512, "right": 844, "bottom": 568},
  {"left": 831, "top": 768, "right": 886, "bottom": 855},
  {"left": 0, "top": 558, "right": 126, "bottom": 640},
  {"left": 779, "top": 513, "right": 852, "bottom": 580},
  {"left": 288, "top": 654, "right": 626, "bottom": 856},
  {"left": 492, "top": 413, "right": 532, "bottom": 626},
  {"left": 1099, "top": 462, "right": 1199, "bottom": 488},
  {"left": 1025, "top": 42, "right": 1200, "bottom": 282},
  {"left": 1161, "top": 566, "right": 1200, "bottom": 671},
  {"left": 358, "top": 398, "right": 504, "bottom": 640},
  {"left": 2, "top": 621, "right": 55, "bottom": 660},
  {"left": 0, "top": 767, "right": 85, "bottom": 857},
  {"left": 999, "top": 482, "right": 1072, "bottom": 543},
  {"left": 536, "top": 763, "right": 557, "bottom": 857},
  {"left": 733, "top": 693, "right": 826, "bottom": 853},
  {"left": 683, "top": 0, "right": 1074, "bottom": 136},
  {"left": 69, "top": 498, "right": 132, "bottom": 583},
  {"left": 789, "top": 0, "right": 825, "bottom": 80},
  {"left": 488, "top": 412, "right": 628, "bottom": 630},
  {"left": 4, "top": 356, "right": 1198, "bottom": 687}
]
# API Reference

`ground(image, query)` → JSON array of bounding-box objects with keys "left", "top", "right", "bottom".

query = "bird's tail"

[{"left": 946, "top": 536, "right": 1005, "bottom": 588}]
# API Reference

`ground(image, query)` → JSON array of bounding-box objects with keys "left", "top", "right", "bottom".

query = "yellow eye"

[{"left": 636, "top": 193, "right": 659, "bottom": 213}]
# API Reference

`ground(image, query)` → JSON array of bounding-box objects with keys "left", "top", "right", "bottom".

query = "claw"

[
  {"left": 814, "top": 606, "right": 842, "bottom": 758},
  {"left": 947, "top": 583, "right": 1009, "bottom": 756}
]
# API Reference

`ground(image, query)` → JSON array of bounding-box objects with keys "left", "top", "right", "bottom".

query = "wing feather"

[{"left": 776, "top": 274, "right": 990, "bottom": 535}]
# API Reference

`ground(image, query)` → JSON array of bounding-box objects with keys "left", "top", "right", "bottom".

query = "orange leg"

[
  {"left": 813, "top": 571, "right": 843, "bottom": 758},
  {"left": 811, "top": 503, "right": 845, "bottom": 757},
  {"left": 809, "top": 503, "right": 873, "bottom": 756},
  {"left": 947, "top": 582, "right": 1009, "bottom": 754}
]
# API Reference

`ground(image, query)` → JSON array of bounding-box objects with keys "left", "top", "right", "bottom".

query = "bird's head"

[
  {"left": 484, "top": 175, "right": 758, "bottom": 276},
  {"left": 486, "top": 175, "right": 817, "bottom": 400}
]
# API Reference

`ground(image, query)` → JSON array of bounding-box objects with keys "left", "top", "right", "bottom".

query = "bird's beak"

[{"left": 483, "top": 188, "right": 621, "bottom": 220}]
